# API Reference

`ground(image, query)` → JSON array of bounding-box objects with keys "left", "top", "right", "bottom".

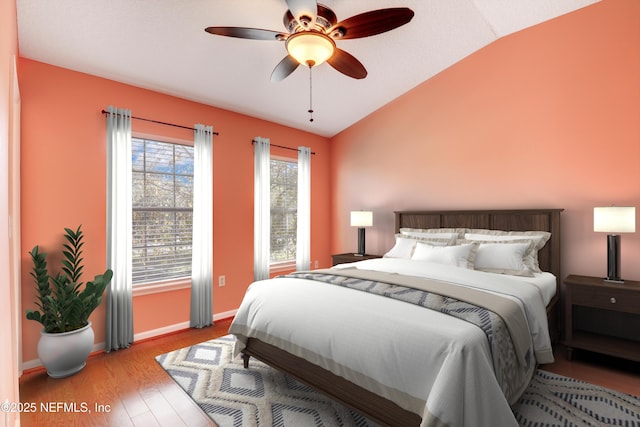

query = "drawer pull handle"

[{"left": 610, "top": 297, "right": 617, "bottom": 304}]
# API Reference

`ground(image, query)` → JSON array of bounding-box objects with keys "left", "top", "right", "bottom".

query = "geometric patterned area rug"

[
  {"left": 156, "top": 335, "right": 640, "bottom": 427},
  {"left": 514, "top": 370, "right": 640, "bottom": 427}
]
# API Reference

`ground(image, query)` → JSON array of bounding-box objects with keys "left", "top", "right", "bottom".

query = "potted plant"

[{"left": 26, "top": 225, "right": 113, "bottom": 378}]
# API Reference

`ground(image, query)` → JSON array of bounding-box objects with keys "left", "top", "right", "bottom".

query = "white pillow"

[
  {"left": 464, "top": 230, "right": 550, "bottom": 272},
  {"left": 473, "top": 242, "right": 534, "bottom": 277},
  {"left": 411, "top": 242, "right": 477, "bottom": 269},
  {"left": 383, "top": 236, "right": 417, "bottom": 259},
  {"left": 384, "top": 234, "right": 455, "bottom": 259},
  {"left": 464, "top": 231, "right": 550, "bottom": 249},
  {"left": 400, "top": 228, "right": 462, "bottom": 240}
]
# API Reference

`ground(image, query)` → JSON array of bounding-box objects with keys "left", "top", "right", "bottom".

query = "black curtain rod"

[
  {"left": 101, "top": 110, "right": 219, "bottom": 135},
  {"left": 252, "top": 139, "right": 316, "bottom": 155}
]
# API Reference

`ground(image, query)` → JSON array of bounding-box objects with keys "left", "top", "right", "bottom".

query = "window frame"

[{"left": 131, "top": 134, "right": 195, "bottom": 294}]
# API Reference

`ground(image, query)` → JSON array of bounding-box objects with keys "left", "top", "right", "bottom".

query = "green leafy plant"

[{"left": 26, "top": 225, "right": 113, "bottom": 333}]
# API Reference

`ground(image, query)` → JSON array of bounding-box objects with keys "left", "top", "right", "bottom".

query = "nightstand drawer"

[{"left": 571, "top": 284, "right": 640, "bottom": 315}]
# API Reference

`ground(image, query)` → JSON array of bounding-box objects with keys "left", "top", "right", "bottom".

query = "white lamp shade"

[
  {"left": 350, "top": 211, "right": 373, "bottom": 227},
  {"left": 594, "top": 206, "right": 636, "bottom": 233}
]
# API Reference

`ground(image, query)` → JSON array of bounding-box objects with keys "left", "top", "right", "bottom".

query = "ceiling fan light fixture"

[{"left": 286, "top": 32, "right": 335, "bottom": 67}]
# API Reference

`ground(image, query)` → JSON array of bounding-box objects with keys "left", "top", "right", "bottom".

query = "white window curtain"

[
  {"left": 105, "top": 105, "right": 133, "bottom": 352},
  {"left": 190, "top": 124, "right": 214, "bottom": 328},
  {"left": 254, "top": 137, "right": 270, "bottom": 280},
  {"left": 296, "top": 146, "right": 311, "bottom": 271}
]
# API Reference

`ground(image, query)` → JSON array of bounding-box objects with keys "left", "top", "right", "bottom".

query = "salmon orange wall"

[
  {"left": 19, "top": 59, "right": 331, "bottom": 363},
  {"left": 330, "top": 0, "right": 640, "bottom": 280}
]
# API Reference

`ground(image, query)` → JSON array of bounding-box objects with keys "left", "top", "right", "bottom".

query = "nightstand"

[
  {"left": 331, "top": 253, "right": 381, "bottom": 266},
  {"left": 563, "top": 274, "right": 640, "bottom": 362}
]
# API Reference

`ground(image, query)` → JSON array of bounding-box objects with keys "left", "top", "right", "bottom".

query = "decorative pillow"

[
  {"left": 383, "top": 236, "right": 418, "bottom": 259},
  {"left": 411, "top": 242, "right": 477, "bottom": 269},
  {"left": 464, "top": 230, "right": 551, "bottom": 272},
  {"left": 472, "top": 241, "right": 535, "bottom": 277},
  {"left": 384, "top": 234, "right": 455, "bottom": 259},
  {"left": 400, "top": 228, "right": 464, "bottom": 239}
]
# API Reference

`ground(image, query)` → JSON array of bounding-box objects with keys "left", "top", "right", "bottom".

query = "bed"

[{"left": 229, "top": 208, "right": 563, "bottom": 427}]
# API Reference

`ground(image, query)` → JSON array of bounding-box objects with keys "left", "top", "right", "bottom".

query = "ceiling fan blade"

[
  {"left": 285, "top": 0, "right": 318, "bottom": 27},
  {"left": 327, "top": 48, "right": 367, "bottom": 79},
  {"left": 271, "top": 55, "right": 300, "bottom": 82},
  {"left": 205, "top": 26, "right": 287, "bottom": 41},
  {"left": 329, "top": 8, "right": 414, "bottom": 40}
]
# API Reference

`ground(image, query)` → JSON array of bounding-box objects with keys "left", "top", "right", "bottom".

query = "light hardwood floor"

[
  {"left": 19, "top": 319, "right": 233, "bottom": 427},
  {"left": 19, "top": 317, "right": 640, "bottom": 426}
]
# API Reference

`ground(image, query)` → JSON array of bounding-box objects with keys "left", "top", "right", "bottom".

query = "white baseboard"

[
  {"left": 21, "top": 309, "right": 237, "bottom": 372},
  {"left": 213, "top": 309, "right": 237, "bottom": 323},
  {"left": 133, "top": 320, "right": 191, "bottom": 342}
]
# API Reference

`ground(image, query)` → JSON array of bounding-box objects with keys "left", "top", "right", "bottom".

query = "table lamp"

[
  {"left": 350, "top": 211, "right": 373, "bottom": 256},
  {"left": 594, "top": 206, "right": 636, "bottom": 283}
]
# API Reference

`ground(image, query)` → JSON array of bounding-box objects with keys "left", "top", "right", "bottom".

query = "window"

[
  {"left": 270, "top": 157, "right": 297, "bottom": 266},
  {"left": 132, "top": 137, "right": 194, "bottom": 284}
]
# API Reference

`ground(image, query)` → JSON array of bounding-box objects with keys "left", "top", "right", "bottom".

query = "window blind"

[
  {"left": 132, "top": 138, "right": 194, "bottom": 284},
  {"left": 270, "top": 158, "right": 297, "bottom": 263}
]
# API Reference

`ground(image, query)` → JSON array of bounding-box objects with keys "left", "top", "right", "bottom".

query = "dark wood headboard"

[{"left": 395, "top": 208, "right": 563, "bottom": 281}]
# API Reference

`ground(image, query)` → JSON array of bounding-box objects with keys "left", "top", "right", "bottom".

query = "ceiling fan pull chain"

[{"left": 308, "top": 65, "right": 314, "bottom": 122}]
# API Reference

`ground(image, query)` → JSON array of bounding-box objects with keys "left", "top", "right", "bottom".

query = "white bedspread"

[{"left": 229, "top": 258, "right": 555, "bottom": 427}]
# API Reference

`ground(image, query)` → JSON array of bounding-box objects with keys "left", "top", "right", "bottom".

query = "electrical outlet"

[
  {"left": 218, "top": 275, "right": 226, "bottom": 287},
  {"left": 314, "top": 260, "right": 319, "bottom": 268}
]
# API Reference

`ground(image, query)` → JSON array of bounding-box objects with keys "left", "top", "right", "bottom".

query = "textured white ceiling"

[{"left": 16, "top": 0, "right": 599, "bottom": 137}]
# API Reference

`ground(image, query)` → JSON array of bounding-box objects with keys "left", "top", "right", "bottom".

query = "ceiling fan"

[{"left": 204, "top": 0, "right": 415, "bottom": 82}]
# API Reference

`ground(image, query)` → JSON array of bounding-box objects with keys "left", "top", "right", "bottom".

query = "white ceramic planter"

[{"left": 37, "top": 321, "right": 94, "bottom": 378}]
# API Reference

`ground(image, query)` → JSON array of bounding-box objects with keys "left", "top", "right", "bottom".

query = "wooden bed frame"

[{"left": 241, "top": 208, "right": 563, "bottom": 427}]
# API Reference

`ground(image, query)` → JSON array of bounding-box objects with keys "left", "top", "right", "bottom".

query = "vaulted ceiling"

[{"left": 16, "top": 0, "right": 599, "bottom": 137}]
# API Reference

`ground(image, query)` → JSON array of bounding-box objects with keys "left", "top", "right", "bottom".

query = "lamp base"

[
  {"left": 356, "top": 227, "right": 366, "bottom": 256},
  {"left": 606, "top": 234, "right": 622, "bottom": 284}
]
